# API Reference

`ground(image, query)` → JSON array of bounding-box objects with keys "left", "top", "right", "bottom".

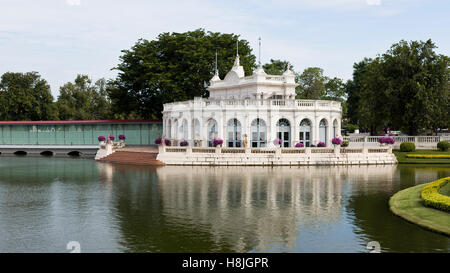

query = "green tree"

[
  {"left": 0, "top": 72, "right": 57, "bottom": 120},
  {"left": 56, "top": 75, "right": 111, "bottom": 120},
  {"left": 110, "top": 29, "right": 257, "bottom": 119},
  {"left": 262, "top": 59, "right": 292, "bottom": 75},
  {"left": 346, "top": 59, "right": 371, "bottom": 125},
  {"left": 296, "top": 67, "right": 327, "bottom": 99}
]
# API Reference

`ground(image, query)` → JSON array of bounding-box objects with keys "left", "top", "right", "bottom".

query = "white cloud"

[
  {"left": 366, "top": 0, "right": 382, "bottom": 5},
  {"left": 66, "top": 0, "right": 81, "bottom": 6}
]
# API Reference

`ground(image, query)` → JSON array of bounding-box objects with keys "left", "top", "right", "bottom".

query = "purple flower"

[
  {"left": 180, "top": 140, "right": 188, "bottom": 146},
  {"left": 317, "top": 141, "right": 326, "bottom": 147},
  {"left": 213, "top": 138, "right": 223, "bottom": 147},
  {"left": 155, "top": 138, "right": 162, "bottom": 144},
  {"left": 332, "top": 137, "right": 342, "bottom": 145},
  {"left": 378, "top": 137, "right": 395, "bottom": 144},
  {"left": 98, "top": 136, "right": 106, "bottom": 142},
  {"left": 273, "top": 138, "right": 282, "bottom": 145},
  {"left": 109, "top": 136, "right": 115, "bottom": 141},
  {"left": 388, "top": 133, "right": 395, "bottom": 136},
  {"left": 164, "top": 139, "right": 171, "bottom": 146},
  {"left": 295, "top": 142, "right": 304, "bottom": 148},
  {"left": 118, "top": 134, "right": 126, "bottom": 140}
]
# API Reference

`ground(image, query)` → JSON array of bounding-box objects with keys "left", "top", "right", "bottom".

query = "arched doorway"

[
  {"left": 277, "top": 118, "right": 291, "bottom": 147},
  {"left": 251, "top": 118, "right": 266, "bottom": 147},
  {"left": 227, "top": 118, "right": 242, "bottom": 147},
  {"left": 319, "top": 119, "right": 328, "bottom": 144},
  {"left": 207, "top": 119, "right": 218, "bottom": 147},
  {"left": 299, "top": 119, "right": 312, "bottom": 147}
]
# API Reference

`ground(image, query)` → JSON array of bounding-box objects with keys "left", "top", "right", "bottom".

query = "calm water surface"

[{"left": 0, "top": 156, "right": 448, "bottom": 253}]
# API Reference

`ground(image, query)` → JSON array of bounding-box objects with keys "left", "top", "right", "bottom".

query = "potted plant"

[
  {"left": 341, "top": 140, "right": 349, "bottom": 148},
  {"left": 109, "top": 136, "right": 115, "bottom": 141},
  {"left": 331, "top": 137, "right": 342, "bottom": 147},
  {"left": 317, "top": 141, "right": 326, "bottom": 147},
  {"left": 295, "top": 142, "right": 304, "bottom": 148},
  {"left": 98, "top": 135, "right": 106, "bottom": 144},
  {"left": 118, "top": 134, "right": 126, "bottom": 142},
  {"left": 273, "top": 138, "right": 282, "bottom": 147},
  {"left": 155, "top": 138, "right": 162, "bottom": 145},
  {"left": 180, "top": 140, "right": 188, "bottom": 146},
  {"left": 378, "top": 137, "right": 395, "bottom": 146},
  {"left": 213, "top": 138, "right": 223, "bottom": 147}
]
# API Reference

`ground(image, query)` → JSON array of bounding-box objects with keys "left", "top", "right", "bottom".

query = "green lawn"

[
  {"left": 393, "top": 149, "right": 450, "bottom": 164},
  {"left": 389, "top": 183, "right": 450, "bottom": 236},
  {"left": 439, "top": 182, "right": 450, "bottom": 197}
]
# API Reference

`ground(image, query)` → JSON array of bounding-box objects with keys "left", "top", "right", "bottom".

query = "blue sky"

[{"left": 0, "top": 0, "right": 449, "bottom": 97}]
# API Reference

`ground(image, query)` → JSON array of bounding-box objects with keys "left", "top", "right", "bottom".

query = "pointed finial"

[{"left": 258, "top": 37, "right": 262, "bottom": 68}]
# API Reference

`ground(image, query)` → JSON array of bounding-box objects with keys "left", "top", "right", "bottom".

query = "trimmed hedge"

[
  {"left": 406, "top": 154, "right": 450, "bottom": 159},
  {"left": 421, "top": 177, "right": 450, "bottom": 212},
  {"left": 437, "top": 141, "right": 449, "bottom": 151},
  {"left": 400, "top": 142, "right": 415, "bottom": 152}
]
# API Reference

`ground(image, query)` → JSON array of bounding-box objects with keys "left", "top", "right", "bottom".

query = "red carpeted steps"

[{"left": 98, "top": 151, "right": 164, "bottom": 166}]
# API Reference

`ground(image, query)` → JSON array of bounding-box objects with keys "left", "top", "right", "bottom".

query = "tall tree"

[
  {"left": 56, "top": 75, "right": 111, "bottom": 120},
  {"left": 346, "top": 59, "right": 371, "bottom": 125},
  {"left": 296, "top": 67, "right": 327, "bottom": 99},
  {"left": 262, "top": 59, "right": 292, "bottom": 75},
  {"left": 0, "top": 72, "right": 57, "bottom": 120},
  {"left": 110, "top": 29, "right": 257, "bottom": 119}
]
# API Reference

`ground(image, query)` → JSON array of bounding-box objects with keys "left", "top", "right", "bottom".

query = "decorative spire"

[
  {"left": 210, "top": 50, "right": 221, "bottom": 82},
  {"left": 258, "top": 37, "right": 262, "bottom": 68},
  {"left": 233, "top": 40, "right": 240, "bottom": 67}
]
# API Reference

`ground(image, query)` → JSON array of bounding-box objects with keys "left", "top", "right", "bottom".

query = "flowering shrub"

[
  {"left": 164, "top": 139, "right": 171, "bottom": 146},
  {"left": 406, "top": 154, "right": 450, "bottom": 159},
  {"left": 378, "top": 137, "right": 395, "bottom": 144},
  {"left": 295, "top": 142, "right": 304, "bottom": 148},
  {"left": 331, "top": 137, "right": 342, "bottom": 145},
  {"left": 180, "top": 140, "right": 188, "bottom": 146},
  {"left": 273, "top": 138, "right": 282, "bottom": 145},
  {"left": 421, "top": 177, "right": 450, "bottom": 212},
  {"left": 213, "top": 138, "right": 223, "bottom": 147},
  {"left": 118, "top": 134, "right": 126, "bottom": 140},
  {"left": 109, "top": 136, "right": 115, "bottom": 141},
  {"left": 154, "top": 138, "right": 162, "bottom": 144},
  {"left": 317, "top": 142, "right": 326, "bottom": 147},
  {"left": 98, "top": 136, "right": 106, "bottom": 142},
  {"left": 388, "top": 133, "right": 396, "bottom": 136}
]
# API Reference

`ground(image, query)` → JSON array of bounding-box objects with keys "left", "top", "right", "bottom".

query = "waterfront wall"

[
  {"left": 156, "top": 146, "right": 397, "bottom": 166},
  {"left": 0, "top": 120, "right": 162, "bottom": 146}
]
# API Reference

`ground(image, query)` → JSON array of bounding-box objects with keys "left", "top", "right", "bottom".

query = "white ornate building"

[{"left": 162, "top": 53, "right": 342, "bottom": 148}]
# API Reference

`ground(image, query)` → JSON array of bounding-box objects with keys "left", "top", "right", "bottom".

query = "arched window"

[
  {"left": 251, "top": 118, "right": 266, "bottom": 147},
  {"left": 227, "top": 118, "right": 242, "bottom": 147},
  {"left": 207, "top": 119, "right": 218, "bottom": 147},
  {"left": 299, "top": 119, "right": 312, "bottom": 147},
  {"left": 319, "top": 119, "right": 328, "bottom": 144},
  {"left": 192, "top": 119, "right": 200, "bottom": 146},
  {"left": 277, "top": 118, "right": 291, "bottom": 147},
  {"left": 333, "top": 119, "right": 338, "bottom": 137}
]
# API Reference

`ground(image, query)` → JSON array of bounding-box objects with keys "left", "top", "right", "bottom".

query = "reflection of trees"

[{"left": 346, "top": 165, "right": 450, "bottom": 253}]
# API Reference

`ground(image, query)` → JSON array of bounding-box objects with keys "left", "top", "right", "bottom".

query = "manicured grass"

[
  {"left": 439, "top": 182, "right": 450, "bottom": 197},
  {"left": 389, "top": 183, "right": 450, "bottom": 236},
  {"left": 393, "top": 149, "right": 450, "bottom": 164}
]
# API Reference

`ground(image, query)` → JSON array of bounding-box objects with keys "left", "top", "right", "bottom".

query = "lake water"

[{"left": 0, "top": 156, "right": 448, "bottom": 253}]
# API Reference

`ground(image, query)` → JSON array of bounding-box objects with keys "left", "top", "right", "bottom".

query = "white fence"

[{"left": 343, "top": 135, "right": 450, "bottom": 149}]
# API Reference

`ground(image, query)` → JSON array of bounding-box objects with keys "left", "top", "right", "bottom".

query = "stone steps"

[{"left": 99, "top": 151, "right": 164, "bottom": 166}]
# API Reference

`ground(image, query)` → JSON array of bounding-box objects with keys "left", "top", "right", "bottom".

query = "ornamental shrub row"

[
  {"left": 437, "top": 141, "right": 449, "bottom": 151},
  {"left": 406, "top": 154, "right": 450, "bottom": 159},
  {"left": 421, "top": 177, "right": 450, "bottom": 212},
  {"left": 400, "top": 142, "right": 415, "bottom": 152}
]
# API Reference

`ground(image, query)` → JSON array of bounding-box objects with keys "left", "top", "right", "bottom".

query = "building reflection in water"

[{"left": 104, "top": 164, "right": 404, "bottom": 252}]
